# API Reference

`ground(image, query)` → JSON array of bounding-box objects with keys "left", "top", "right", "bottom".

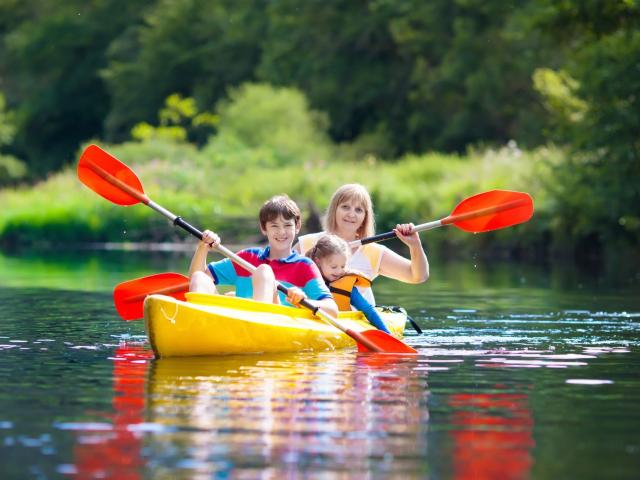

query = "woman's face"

[
  {"left": 335, "top": 199, "right": 366, "bottom": 237},
  {"left": 317, "top": 253, "right": 347, "bottom": 282}
]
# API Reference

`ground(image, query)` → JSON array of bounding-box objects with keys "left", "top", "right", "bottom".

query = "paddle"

[
  {"left": 78, "top": 144, "right": 417, "bottom": 354},
  {"left": 349, "top": 190, "right": 534, "bottom": 247},
  {"left": 114, "top": 272, "right": 190, "bottom": 321}
]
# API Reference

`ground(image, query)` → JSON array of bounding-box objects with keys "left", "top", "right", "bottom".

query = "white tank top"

[{"left": 298, "top": 232, "right": 387, "bottom": 305}]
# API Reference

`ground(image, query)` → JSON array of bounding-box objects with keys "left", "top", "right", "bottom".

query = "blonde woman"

[{"left": 294, "top": 184, "right": 428, "bottom": 304}]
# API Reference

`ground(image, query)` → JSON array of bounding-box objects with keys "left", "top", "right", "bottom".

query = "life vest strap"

[{"left": 329, "top": 286, "right": 352, "bottom": 297}]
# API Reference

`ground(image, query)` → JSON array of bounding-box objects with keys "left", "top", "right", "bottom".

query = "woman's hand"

[
  {"left": 394, "top": 223, "right": 421, "bottom": 248},
  {"left": 201, "top": 229, "right": 221, "bottom": 251},
  {"left": 286, "top": 286, "right": 306, "bottom": 306}
]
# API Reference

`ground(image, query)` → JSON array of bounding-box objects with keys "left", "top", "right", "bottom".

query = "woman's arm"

[{"left": 378, "top": 223, "right": 429, "bottom": 284}]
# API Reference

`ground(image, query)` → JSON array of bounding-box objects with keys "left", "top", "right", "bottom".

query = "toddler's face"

[{"left": 317, "top": 253, "right": 347, "bottom": 282}]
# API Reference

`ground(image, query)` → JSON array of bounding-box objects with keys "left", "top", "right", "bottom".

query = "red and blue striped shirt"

[{"left": 208, "top": 246, "right": 332, "bottom": 305}]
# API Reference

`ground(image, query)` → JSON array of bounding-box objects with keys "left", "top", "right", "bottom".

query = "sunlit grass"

[{"left": 0, "top": 139, "right": 557, "bottom": 251}]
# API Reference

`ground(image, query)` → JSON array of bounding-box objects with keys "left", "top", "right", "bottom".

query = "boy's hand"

[
  {"left": 286, "top": 286, "right": 306, "bottom": 306},
  {"left": 201, "top": 229, "right": 221, "bottom": 251},
  {"left": 394, "top": 223, "right": 421, "bottom": 248}
]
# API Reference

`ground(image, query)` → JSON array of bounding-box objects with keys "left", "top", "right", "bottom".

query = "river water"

[{"left": 0, "top": 250, "right": 638, "bottom": 479}]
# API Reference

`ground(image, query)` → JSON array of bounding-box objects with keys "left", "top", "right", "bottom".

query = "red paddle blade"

[
  {"left": 445, "top": 190, "right": 533, "bottom": 233},
  {"left": 356, "top": 329, "right": 418, "bottom": 354},
  {"left": 114, "top": 272, "right": 189, "bottom": 320},
  {"left": 78, "top": 144, "right": 147, "bottom": 206}
]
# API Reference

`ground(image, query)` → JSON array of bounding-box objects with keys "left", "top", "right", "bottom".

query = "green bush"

[
  {"left": 0, "top": 154, "right": 28, "bottom": 186},
  {"left": 204, "top": 83, "right": 334, "bottom": 168}
]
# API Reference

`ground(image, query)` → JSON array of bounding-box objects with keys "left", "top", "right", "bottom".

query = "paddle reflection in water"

[
  {"left": 146, "top": 352, "right": 427, "bottom": 477},
  {"left": 72, "top": 345, "right": 153, "bottom": 479},
  {"left": 449, "top": 392, "right": 534, "bottom": 480}
]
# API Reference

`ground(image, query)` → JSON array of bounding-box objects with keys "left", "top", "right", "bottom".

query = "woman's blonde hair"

[
  {"left": 306, "top": 234, "right": 350, "bottom": 263},
  {"left": 323, "top": 184, "right": 375, "bottom": 239}
]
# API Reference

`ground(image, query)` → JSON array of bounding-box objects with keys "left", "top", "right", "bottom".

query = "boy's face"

[{"left": 260, "top": 215, "right": 300, "bottom": 251}]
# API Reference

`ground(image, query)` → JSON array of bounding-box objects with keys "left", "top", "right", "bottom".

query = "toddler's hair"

[
  {"left": 306, "top": 234, "right": 350, "bottom": 262},
  {"left": 259, "top": 194, "right": 301, "bottom": 228}
]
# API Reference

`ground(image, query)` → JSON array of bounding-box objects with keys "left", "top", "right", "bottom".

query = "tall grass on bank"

[
  {"left": 0, "top": 138, "right": 557, "bottom": 257},
  {"left": 0, "top": 83, "right": 564, "bottom": 259}
]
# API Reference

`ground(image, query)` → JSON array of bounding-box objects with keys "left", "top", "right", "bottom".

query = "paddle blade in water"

[
  {"left": 114, "top": 272, "right": 189, "bottom": 320},
  {"left": 356, "top": 329, "right": 418, "bottom": 354},
  {"left": 446, "top": 190, "right": 533, "bottom": 233},
  {"left": 78, "top": 144, "right": 147, "bottom": 206}
]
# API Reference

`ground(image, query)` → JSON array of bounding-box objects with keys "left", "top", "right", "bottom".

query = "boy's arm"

[
  {"left": 188, "top": 229, "right": 220, "bottom": 278},
  {"left": 313, "top": 297, "right": 339, "bottom": 318},
  {"left": 189, "top": 242, "right": 211, "bottom": 278},
  {"left": 286, "top": 287, "right": 339, "bottom": 318}
]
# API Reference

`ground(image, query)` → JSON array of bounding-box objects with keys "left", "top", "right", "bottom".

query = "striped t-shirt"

[{"left": 208, "top": 246, "right": 332, "bottom": 306}]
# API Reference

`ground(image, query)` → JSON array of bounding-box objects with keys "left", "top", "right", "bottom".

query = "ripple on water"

[{"left": 0, "top": 283, "right": 639, "bottom": 479}]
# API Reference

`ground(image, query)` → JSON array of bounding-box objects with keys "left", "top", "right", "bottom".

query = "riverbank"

[{"left": 1, "top": 139, "right": 637, "bottom": 264}]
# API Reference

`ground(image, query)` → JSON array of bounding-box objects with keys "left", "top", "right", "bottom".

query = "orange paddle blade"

[
  {"left": 355, "top": 329, "right": 418, "bottom": 354},
  {"left": 114, "top": 272, "right": 189, "bottom": 320},
  {"left": 78, "top": 144, "right": 148, "bottom": 206},
  {"left": 444, "top": 190, "right": 533, "bottom": 233}
]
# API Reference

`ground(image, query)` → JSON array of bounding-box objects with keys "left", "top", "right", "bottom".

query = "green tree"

[
  {"left": 530, "top": 0, "right": 640, "bottom": 255},
  {"left": 131, "top": 93, "right": 218, "bottom": 145},
  {"left": 103, "top": 0, "right": 267, "bottom": 141},
  {"left": 258, "top": 0, "right": 546, "bottom": 154},
  {"left": 0, "top": 92, "right": 27, "bottom": 185},
  {"left": 0, "top": 0, "right": 153, "bottom": 173}
]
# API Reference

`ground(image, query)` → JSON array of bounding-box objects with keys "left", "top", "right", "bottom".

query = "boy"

[{"left": 189, "top": 194, "right": 338, "bottom": 317}]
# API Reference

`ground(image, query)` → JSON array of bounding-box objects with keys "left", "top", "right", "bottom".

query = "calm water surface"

[{"left": 0, "top": 250, "right": 639, "bottom": 479}]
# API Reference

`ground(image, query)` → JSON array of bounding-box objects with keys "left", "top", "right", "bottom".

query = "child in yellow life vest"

[{"left": 306, "top": 234, "right": 391, "bottom": 333}]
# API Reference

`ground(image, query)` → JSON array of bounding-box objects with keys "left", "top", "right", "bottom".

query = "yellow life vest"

[{"left": 329, "top": 273, "right": 372, "bottom": 311}]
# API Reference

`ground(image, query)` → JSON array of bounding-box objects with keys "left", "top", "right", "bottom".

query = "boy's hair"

[
  {"left": 323, "top": 184, "right": 375, "bottom": 239},
  {"left": 259, "top": 194, "right": 301, "bottom": 229},
  {"left": 306, "top": 234, "right": 350, "bottom": 263}
]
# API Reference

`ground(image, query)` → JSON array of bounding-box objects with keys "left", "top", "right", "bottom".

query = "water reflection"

[
  {"left": 1, "top": 250, "right": 638, "bottom": 478},
  {"left": 449, "top": 392, "right": 534, "bottom": 480},
  {"left": 146, "top": 351, "right": 427, "bottom": 477},
  {"left": 70, "top": 345, "right": 152, "bottom": 479},
  {"left": 61, "top": 341, "right": 636, "bottom": 478}
]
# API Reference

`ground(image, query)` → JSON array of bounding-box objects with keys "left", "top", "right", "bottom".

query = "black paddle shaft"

[
  {"left": 359, "top": 230, "right": 398, "bottom": 245},
  {"left": 173, "top": 216, "right": 204, "bottom": 240}
]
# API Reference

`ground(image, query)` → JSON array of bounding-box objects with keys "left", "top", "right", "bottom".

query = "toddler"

[{"left": 306, "top": 234, "right": 390, "bottom": 333}]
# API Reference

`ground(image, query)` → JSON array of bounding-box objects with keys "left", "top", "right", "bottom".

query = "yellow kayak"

[{"left": 144, "top": 292, "right": 408, "bottom": 358}]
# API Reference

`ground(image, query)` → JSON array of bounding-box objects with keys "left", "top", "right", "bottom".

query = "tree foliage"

[
  {"left": 529, "top": 0, "right": 640, "bottom": 254},
  {"left": 102, "top": 0, "right": 266, "bottom": 141},
  {"left": 0, "top": 0, "right": 639, "bottom": 258},
  {"left": 0, "top": 92, "right": 27, "bottom": 185},
  {"left": 0, "top": 0, "right": 154, "bottom": 173}
]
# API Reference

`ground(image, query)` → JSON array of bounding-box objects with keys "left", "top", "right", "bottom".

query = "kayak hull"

[{"left": 144, "top": 292, "right": 408, "bottom": 358}]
